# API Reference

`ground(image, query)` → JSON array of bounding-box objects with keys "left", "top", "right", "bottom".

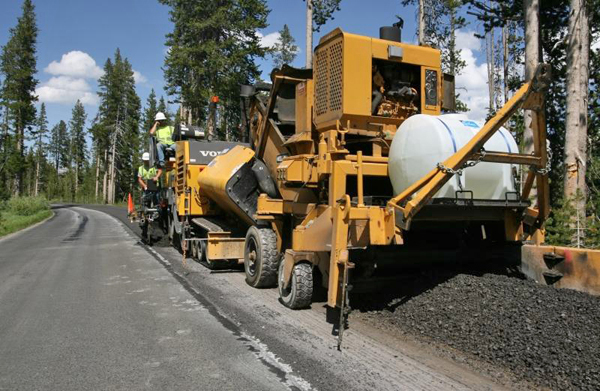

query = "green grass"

[
  {"left": 0, "top": 196, "right": 53, "bottom": 237},
  {"left": 0, "top": 209, "right": 52, "bottom": 237}
]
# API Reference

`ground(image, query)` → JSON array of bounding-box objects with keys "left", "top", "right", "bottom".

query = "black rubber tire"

[
  {"left": 278, "top": 261, "right": 313, "bottom": 309},
  {"left": 244, "top": 226, "right": 279, "bottom": 288},
  {"left": 141, "top": 220, "right": 149, "bottom": 244}
]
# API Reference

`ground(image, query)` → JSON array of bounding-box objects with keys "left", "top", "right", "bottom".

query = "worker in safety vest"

[
  {"left": 138, "top": 152, "right": 162, "bottom": 206},
  {"left": 149, "top": 112, "right": 175, "bottom": 168}
]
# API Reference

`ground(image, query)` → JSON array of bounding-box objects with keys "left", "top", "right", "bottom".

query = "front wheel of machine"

[
  {"left": 244, "top": 226, "right": 279, "bottom": 288},
  {"left": 278, "top": 261, "right": 313, "bottom": 309}
]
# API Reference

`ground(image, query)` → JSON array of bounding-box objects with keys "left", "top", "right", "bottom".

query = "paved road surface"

[
  {"left": 0, "top": 205, "right": 515, "bottom": 391},
  {"left": 0, "top": 206, "right": 298, "bottom": 390}
]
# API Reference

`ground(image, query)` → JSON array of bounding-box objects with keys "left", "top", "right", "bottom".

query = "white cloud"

[
  {"left": 455, "top": 30, "right": 481, "bottom": 52},
  {"left": 133, "top": 70, "right": 147, "bottom": 84},
  {"left": 454, "top": 30, "right": 491, "bottom": 121},
  {"left": 257, "top": 31, "right": 280, "bottom": 49},
  {"left": 36, "top": 76, "right": 99, "bottom": 105},
  {"left": 44, "top": 51, "right": 104, "bottom": 79}
]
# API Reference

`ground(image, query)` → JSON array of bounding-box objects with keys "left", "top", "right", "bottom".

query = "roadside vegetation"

[{"left": 0, "top": 196, "right": 52, "bottom": 237}]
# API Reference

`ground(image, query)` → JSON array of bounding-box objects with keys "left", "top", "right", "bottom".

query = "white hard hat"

[
  {"left": 142, "top": 152, "right": 150, "bottom": 161},
  {"left": 155, "top": 112, "right": 167, "bottom": 121}
]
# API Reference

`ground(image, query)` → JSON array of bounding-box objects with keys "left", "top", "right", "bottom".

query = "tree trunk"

[
  {"left": 523, "top": 0, "right": 540, "bottom": 201},
  {"left": 109, "top": 134, "right": 116, "bottom": 204},
  {"left": 449, "top": 3, "right": 456, "bottom": 75},
  {"left": 75, "top": 163, "right": 79, "bottom": 199},
  {"left": 27, "top": 170, "right": 31, "bottom": 196},
  {"left": 418, "top": 0, "right": 426, "bottom": 46},
  {"left": 1, "top": 106, "right": 8, "bottom": 176},
  {"left": 306, "top": 0, "right": 313, "bottom": 68},
  {"left": 34, "top": 157, "right": 40, "bottom": 197},
  {"left": 102, "top": 148, "right": 108, "bottom": 203},
  {"left": 523, "top": 0, "right": 540, "bottom": 152},
  {"left": 15, "top": 116, "right": 24, "bottom": 197},
  {"left": 502, "top": 24, "right": 509, "bottom": 105},
  {"left": 486, "top": 26, "right": 496, "bottom": 112},
  {"left": 564, "top": 0, "right": 590, "bottom": 246},
  {"left": 95, "top": 151, "right": 100, "bottom": 201}
]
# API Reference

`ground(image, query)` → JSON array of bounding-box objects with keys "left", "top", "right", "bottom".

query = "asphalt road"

[
  {"left": 0, "top": 204, "right": 517, "bottom": 391},
  {"left": 0, "top": 206, "right": 296, "bottom": 390}
]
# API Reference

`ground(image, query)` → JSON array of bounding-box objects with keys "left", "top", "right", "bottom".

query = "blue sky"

[{"left": 0, "top": 0, "right": 493, "bottom": 132}]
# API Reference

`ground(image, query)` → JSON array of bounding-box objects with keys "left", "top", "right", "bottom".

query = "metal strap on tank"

[
  {"left": 498, "top": 129, "right": 513, "bottom": 153},
  {"left": 436, "top": 118, "right": 457, "bottom": 153},
  {"left": 436, "top": 118, "right": 461, "bottom": 188}
]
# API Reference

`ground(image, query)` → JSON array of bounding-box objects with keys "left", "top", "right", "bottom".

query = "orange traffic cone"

[{"left": 127, "top": 193, "right": 134, "bottom": 215}]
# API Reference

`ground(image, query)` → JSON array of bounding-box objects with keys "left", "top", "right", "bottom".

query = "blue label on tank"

[{"left": 461, "top": 120, "right": 479, "bottom": 128}]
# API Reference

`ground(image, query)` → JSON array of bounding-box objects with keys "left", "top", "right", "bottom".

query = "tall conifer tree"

[
  {"left": 160, "top": 0, "right": 269, "bottom": 137},
  {"left": 96, "top": 49, "right": 141, "bottom": 203},
  {"left": 49, "top": 121, "right": 69, "bottom": 174},
  {"left": 69, "top": 100, "right": 87, "bottom": 196},
  {"left": 31, "top": 103, "right": 48, "bottom": 196},
  {"left": 0, "top": 0, "right": 38, "bottom": 196},
  {"left": 272, "top": 25, "right": 299, "bottom": 68}
]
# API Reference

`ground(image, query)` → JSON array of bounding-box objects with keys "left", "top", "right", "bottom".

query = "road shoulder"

[{"left": 0, "top": 209, "right": 54, "bottom": 242}]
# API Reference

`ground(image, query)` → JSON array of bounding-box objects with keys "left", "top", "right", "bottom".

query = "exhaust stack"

[{"left": 379, "top": 16, "right": 404, "bottom": 42}]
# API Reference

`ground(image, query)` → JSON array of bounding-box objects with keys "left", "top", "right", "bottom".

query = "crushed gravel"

[{"left": 355, "top": 274, "right": 600, "bottom": 390}]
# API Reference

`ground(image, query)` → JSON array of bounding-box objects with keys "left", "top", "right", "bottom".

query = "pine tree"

[
  {"left": 69, "top": 100, "right": 87, "bottom": 197},
  {"left": 0, "top": 0, "right": 38, "bottom": 196},
  {"left": 465, "top": 0, "right": 600, "bottom": 245},
  {"left": 160, "top": 0, "right": 269, "bottom": 136},
  {"left": 140, "top": 89, "right": 158, "bottom": 154},
  {"left": 96, "top": 49, "right": 141, "bottom": 204},
  {"left": 30, "top": 103, "right": 48, "bottom": 196},
  {"left": 272, "top": 24, "right": 299, "bottom": 68},
  {"left": 143, "top": 89, "right": 158, "bottom": 133},
  {"left": 49, "top": 120, "right": 69, "bottom": 174}
]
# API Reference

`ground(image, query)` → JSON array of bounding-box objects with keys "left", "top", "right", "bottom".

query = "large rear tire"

[
  {"left": 244, "top": 226, "right": 279, "bottom": 288},
  {"left": 278, "top": 261, "right": 313, "bottom": 309}
]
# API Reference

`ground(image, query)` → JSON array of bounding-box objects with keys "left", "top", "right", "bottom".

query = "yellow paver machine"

[{"left": 165, "top": 23, "right": 600, "bottom": 342}]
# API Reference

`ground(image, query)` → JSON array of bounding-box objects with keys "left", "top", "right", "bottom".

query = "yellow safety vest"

[
  {"left": 138, "top": 165, "right": 158, "bottom": 181},
  {"left": 156, "top": 125, "right": 174, "bottom": 145}
]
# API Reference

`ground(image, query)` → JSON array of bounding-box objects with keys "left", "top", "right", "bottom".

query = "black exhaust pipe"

[{"left": 379, "top": 16, "right": 404, "bottom": 42}]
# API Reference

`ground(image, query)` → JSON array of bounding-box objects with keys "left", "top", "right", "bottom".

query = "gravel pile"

[{"left": 358, "top": 274, "right": 600, "bottom": 390}]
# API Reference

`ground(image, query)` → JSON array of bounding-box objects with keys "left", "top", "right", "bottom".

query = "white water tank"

[{"left": 389, "top": 114, "right": 518, "bottom": 200}]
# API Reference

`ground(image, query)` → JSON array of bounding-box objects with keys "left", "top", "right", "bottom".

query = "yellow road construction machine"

[
  {"left": 160, "top": 125, "right": 249, "bottom": 269},
  {"left": 164, "top": 22, "right": 599, "bottom": 340}
]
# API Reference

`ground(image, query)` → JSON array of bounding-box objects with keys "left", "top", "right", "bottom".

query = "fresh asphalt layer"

[{"left": 0, "top": 205, "right": 294, "bottom": 390}]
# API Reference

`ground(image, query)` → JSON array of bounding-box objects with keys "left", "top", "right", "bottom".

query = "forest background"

[{"left": 0, "top": 0, "right": 599, "bottom": 246}]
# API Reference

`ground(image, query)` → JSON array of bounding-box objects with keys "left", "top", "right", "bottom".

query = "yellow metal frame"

[{"left": 238, "top": 28, "right": 555, "bottom": 313}]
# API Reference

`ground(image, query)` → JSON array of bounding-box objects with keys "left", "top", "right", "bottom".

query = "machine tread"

[
  {"left": 279, "top": 262, "right": 313, "bottom": 309},
  {"left": 245, "top": 227, "right": 279, "bottom": 288}
]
